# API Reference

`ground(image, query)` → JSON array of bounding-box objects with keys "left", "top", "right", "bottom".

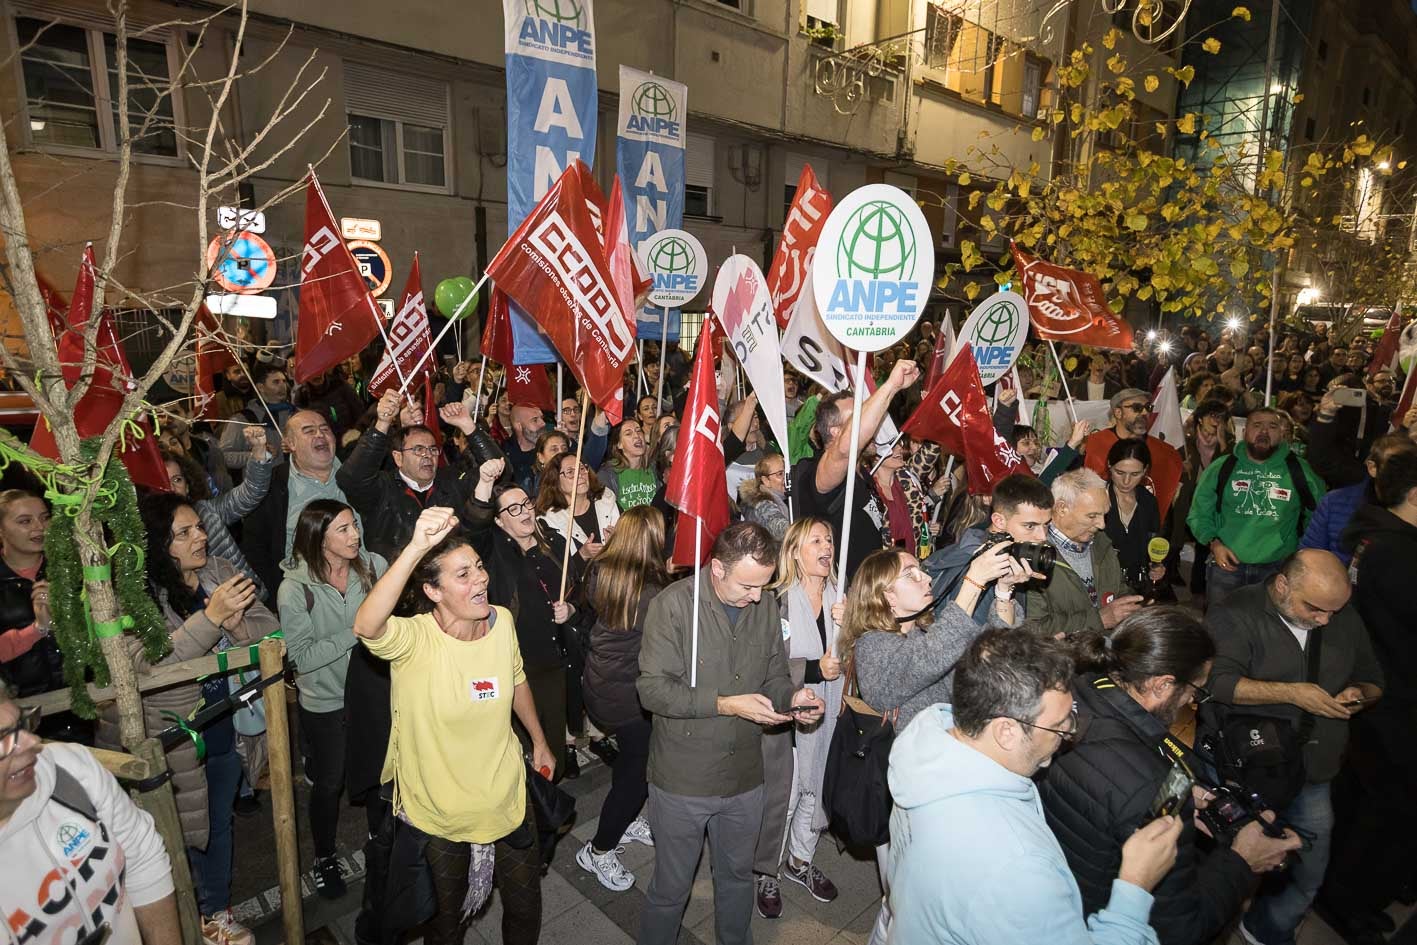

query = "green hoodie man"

[{"left": 1187, "top": 410, "right": 1326, "bottom": 570}]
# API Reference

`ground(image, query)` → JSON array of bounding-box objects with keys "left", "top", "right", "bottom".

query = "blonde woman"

[
  {"left": 843, "top": 544, "right": 1037, "bottom": 945},
  {"left": 751, "top": 518, "right": 844, "bottom": 919}
]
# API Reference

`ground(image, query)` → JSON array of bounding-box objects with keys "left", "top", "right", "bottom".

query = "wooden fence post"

[
  {"left": 260, "top": 637, "right": 303, "bottom": 945},
  {"left": 131, "top": 738, "right": 202, "bottom": 945}
]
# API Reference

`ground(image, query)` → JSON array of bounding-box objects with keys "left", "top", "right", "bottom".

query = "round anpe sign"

[
  {"left": 957, "top": 291, "right": 1030, "bottom": 386},
  {"left": 642, "top": 228, "right": 708, "bottom": 308},
  {"left": 812, "top": 184, "right": 935, "bottom": 353}
]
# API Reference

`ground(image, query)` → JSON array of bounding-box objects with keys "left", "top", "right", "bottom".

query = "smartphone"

[
  {"left": 788, "top": 704, "right": 818, "bottom": 715},
  {"left": 1150, "top": 761, "right": 1195, "bottom": 819},
  {"left": 1332, "top": 387, "right": 1367, "bottom": 408},
  {"left": 1342, "top": 698, "right": 1366, "bottom": 707}
]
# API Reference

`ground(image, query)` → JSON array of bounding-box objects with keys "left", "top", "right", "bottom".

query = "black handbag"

[
  {"left": 525, "top": 761, "right": 576, "bottom": 864},
  {"left": 821, "top": 650, "right": 898, "bottom": 848}
]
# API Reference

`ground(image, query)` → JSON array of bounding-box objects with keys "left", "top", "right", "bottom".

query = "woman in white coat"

[{"left": 536, "top": 450, "right": 621, "bottom": 564}]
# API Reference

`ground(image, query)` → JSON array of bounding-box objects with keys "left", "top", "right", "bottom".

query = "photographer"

[
  {"left": 1202, "top": 550, "right": 1383, "bottom": 945},
  {"left": 1039, "top": 608, "right": 1300, "bottom": 945},
  {"left": 926, "top": 473, "right": 1055, "bottom": 627}
]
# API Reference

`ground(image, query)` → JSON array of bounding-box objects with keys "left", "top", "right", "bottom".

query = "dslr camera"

[{"left": 973, "top": 531, "right": 1056, "bottom": 580}]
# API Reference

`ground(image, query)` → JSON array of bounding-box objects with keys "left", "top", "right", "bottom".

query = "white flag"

[
  {"left": 713, "top": 255, "right": 791, "bottom": 453},
  {"left": 1149, "top": 367, "right": 1185, "bottom": 448}
]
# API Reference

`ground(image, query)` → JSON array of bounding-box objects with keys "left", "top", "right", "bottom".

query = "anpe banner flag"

[
  {"left": 486, "top": 160, "right": 634, "bottom": 424},
  {"left": 667, "top": 319, "right": 730, "bottom": 567},
  {"left": 294, "top": 173, "right": 382, "bottom": 383},
  {"left": 30, "top": 245, "right": 170, "bottom": 492},
  {"left": 369, "top": 254, "right": 433, "bottom": 399},
  {"left": 768, "top": 165, "right": 832, "bottom": 330},
  {"left": 1011, "top": 244, "right": 1135, "bottom": 351},
  {"left": 504, "top": 0, "right": 599, "bottom": 364},
  {"left": 481, "top": 289, "right": 517, "bottom": 366},
  {"left": 617, "top": 65, "right": 686, "bottom": 342}
]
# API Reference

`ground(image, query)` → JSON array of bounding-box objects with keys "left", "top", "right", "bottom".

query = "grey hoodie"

[{"left": 277, "top": 551, "right": 388, "bottom": 714}]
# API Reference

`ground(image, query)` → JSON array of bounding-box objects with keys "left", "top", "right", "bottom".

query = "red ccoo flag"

[
  {"left": 30, "top": 246, "right": 170, "bottom": 492},
  {"left": 666, "top": 320, "right": 731, "bottom": 567},
  {"left": 605, "top": 175, "right": 651, "bottom": 321},
  {"left": 487, "top": 160, "right": 635, "bottom": 424},
  {"left": 369, "top": 254, "right": 432, "bottom": 399},
  {"left": 293, "top": 171, "right": 382, "bottom": 383},
  {"left": 903, "top": 343, "right": 1029, "bottom": 494},
  {"left": 1011, "top": 244, "right": 1135, "bottom": 352},
  {"left": 768, "top": 165, "right": 833, "bottom": 330},
  {"left": 480, "top": 289, "right": 517, "bottom": 366},
  {"left": 506, "top": 362, "right": 555, "bottom": 411}
]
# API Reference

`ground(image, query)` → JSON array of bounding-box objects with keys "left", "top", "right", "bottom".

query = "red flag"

[
  {"left": 903, "top": 343, "right": 1029, "bottom": 494},
  {"left": 923, "top": 317, "right": 956, "bottom": 390},
  {"left": 768, "top": 165, "right": 833, "bottom": 330},
  {"left": 486, "top": 160, "right": 634, "bottom": 424},
  {"left": 481, "top": 289, "right": 517, "bottom": 365},
  {"left": 192, "top": 304, "right": 234, "bottom": 420},
  {"left": 606, "top": 176, "right": 651, "bottom": 322},
  {"left": 368, "top": 255, "right": 432, "bottom": 398},
  {"left": 506, "top": 363, "right": 555, "bottom": 411},
  {"left": 1393, "top": 362, "right": 1417, "bottom": 433},
  {"left": 29, "top": 246, "right": 170, "bottom": 492},
  {"left": 667, "top": 321, "right": 731, "bottom": 567},
  {"left": 1011, "top": 244, "right": 1135, "bottom": 351},
  {"left": 35, "top": 270, "right": 69, "bottom": 336},
  {"left": 293, "top": 172, "right": 382, "bottom": 383},
  {"left": 1369, "top": 308, "right": 1403, "bottom": 374}
]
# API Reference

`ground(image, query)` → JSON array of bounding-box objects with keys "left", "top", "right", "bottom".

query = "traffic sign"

[
  {"left": 642, "top": 229, "right": 707, "bottom": 307},
  {"left": 217, "top": 207, "right": 266, "bottom": 233},
  {"left": 811, "top": 184, "right": 934, "bottom": 352},
  {"left": 206, "top": 294, "right": 277, "bottom": 319},
  {"left": 206, "top": 231, "right": 277, "bottom": 293},
  {"left": 341, "top": 217, "right": 382, "bottom": 241},
  {"left": 347, "top": 239, "right": 392, "bottom": 297}
]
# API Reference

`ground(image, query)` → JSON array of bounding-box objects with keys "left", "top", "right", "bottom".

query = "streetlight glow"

[
  {"left": 1226, "top": 317, "right": 1241, "bottom": 331},
  {"left": 1158, "top": 340, "right": 1174, "bottom": 355},
  {"left": 1146, "top": 329, "right": 1158, "bottom": 341}
]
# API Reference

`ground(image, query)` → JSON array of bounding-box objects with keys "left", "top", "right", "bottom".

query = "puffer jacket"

[
  {"left": 582, "top": 583, "right": 661, "bottom": 731},
  {"left": 194, "top": 454, "right": 273, "bottom": 598},
  {"left": 1026, "top": 531, "right": 1127, "bottom": 639},
  {"left": 1038, "top": 675, "right": 1254, "bottom": 945},
  {"left": 96, "top": 556, "right": 278, "bottom": 848}
]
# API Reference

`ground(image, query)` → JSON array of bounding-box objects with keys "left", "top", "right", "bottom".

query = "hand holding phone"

[{"left": 1150, "top": 762, "right": 1195, "bottom": 820}]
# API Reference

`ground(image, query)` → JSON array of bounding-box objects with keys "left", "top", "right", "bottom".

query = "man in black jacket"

[
  {"left": 335, "top": 389, "right": 481, "bottom": 562},
  {"left": 1039, "top": 608, "right": 1298, "bottom": 945},
  {"left": 1321, "top": 450, "right": 1417, "bottom": 944}
]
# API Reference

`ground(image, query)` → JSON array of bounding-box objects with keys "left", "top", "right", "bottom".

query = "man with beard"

[
  {"left": 1187, "top": 407, "right": 1325, "bottom": 606},
  {"left": 1202, "top": 551, "right": 1383, "bottom": 945},
  {"left": 1040, "top": 608, "right": 1301, "bottom": 945},
  {"left": 1083, "top": 389, "right": 1184, "bottom": 518},
  {"left": 214, "top": 360, "right": 253, "bottom": 420}
]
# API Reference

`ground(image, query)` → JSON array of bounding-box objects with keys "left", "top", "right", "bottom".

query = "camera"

[{"left": 974, "top": 531, "right": 1057, "bottom": 580}]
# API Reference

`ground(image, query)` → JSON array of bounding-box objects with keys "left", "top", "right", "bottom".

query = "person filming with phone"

[{"left": 1039, "top": 608, "right": 1302, "bottom": 945}]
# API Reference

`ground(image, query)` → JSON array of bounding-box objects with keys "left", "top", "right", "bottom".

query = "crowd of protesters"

[{"left": 2, "top": 310, "right": 1416, "bottom": 945}]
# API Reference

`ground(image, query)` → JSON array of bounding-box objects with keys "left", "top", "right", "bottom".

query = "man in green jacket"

[
  {"left": 636, "top": 523, "right": 824, "bottom": 945},
  {"left": 1187, "top": 407, "right": 1325, "bottom": 607},
  {"left": 1027, "top": 468, "right": 1140, "bottom": 639}
]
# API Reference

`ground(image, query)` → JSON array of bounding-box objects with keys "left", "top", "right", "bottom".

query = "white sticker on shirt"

[
  {"left": 781, "top": 618, "right": 792, "bottom": 642},
  {"left": 1269, "top": 486, "right": 1292, "bottom": 502},
  {"left": 470, "top": 678, "right": 500, "bottom": 702}
]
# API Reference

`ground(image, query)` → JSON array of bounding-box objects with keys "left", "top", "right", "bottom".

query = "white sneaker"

[
  {"left": 201, "top": 910, "right": 254, "bottom": 945},
  {"left": 1237, "top": 922, "right": 1265, "bottom": 945},
  {"left": 577, "top": 841, "right": 635, "bottom": 891},
  {"left": 620, "top": 815, "right": 655, "bottom": 847}
]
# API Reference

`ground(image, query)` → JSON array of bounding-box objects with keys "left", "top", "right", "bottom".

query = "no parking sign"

[{"left": 347, "top": 240, "right": 392, "bottom": 297}]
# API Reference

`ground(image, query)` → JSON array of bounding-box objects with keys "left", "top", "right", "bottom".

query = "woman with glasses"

[
  {"left": 471, "top": 459, "right": 579, "bottom": 779},
  {"left": 353, "top": 506, "right": 552, "bottom": 945},
  {"left": 739, "top": 454, "right": 790, "bottom": 541},
  {"left": 103, "top": 492, "right": 279, "bottom": 945},
  {"left": 841, "top": 544, "right": 1038, "bottom": 945},
  {"left": 537, "top": 450, "right": 620, "bottom": 564},
  {"left": 870, "top": 433, "right": 935, "bottom": 558},
  {"left": 1037, "top": 607, "right": 1299, "bottom": 945},
  {"left": 1104, "top": 438, "right": 1165, "bottom": 597}
]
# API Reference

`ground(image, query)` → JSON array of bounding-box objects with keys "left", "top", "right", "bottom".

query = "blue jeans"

[
  {"left": 189, "top": 746, "right": 243, "bottom": 916},
  {"left": 1244, "top": 781, "right": 1334, "bottom": 945},
  {"left": 1205, "top": 558, "right": 1284, "bottom": 608}
]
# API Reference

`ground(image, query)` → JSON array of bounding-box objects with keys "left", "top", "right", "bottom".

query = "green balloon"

[{"left": 434, "top": 277, "right": 479, "bottom": 318}]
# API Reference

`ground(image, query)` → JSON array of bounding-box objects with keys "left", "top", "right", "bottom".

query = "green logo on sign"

[
  {"left": 836, "top": 200, "right": 916, "bottom": 281},
  {"left": 525, "top": 0, "right": 585, "bottom": 27},
  {"left": 973, "top": 299, "right": 1020, "bottom": 347},
  {"left": 632, "top": 82, "right": 677, "bottom": 122},
  {"left": 650, "top": 237, "right": 694, "bottom": 274}
]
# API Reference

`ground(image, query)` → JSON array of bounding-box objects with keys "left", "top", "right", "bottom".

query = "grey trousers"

[
  {"left": 639, "top": 783, "right": 766, "bottom": 945},
  {"left": 753, "top": 724, "right": 795, "bottom": 876}
]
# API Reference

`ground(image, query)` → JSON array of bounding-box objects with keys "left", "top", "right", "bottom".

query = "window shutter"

[
  {"left": 686, "top": 133, "right": 715, "bottom": 189},
  {"left": 345, "top": 62, "right": 449, "bottom": 128},
  {"left": 805, "top": 0, "right": 838, "bottom": 24},
  {"left": 785, "top": 152, "right": 828, "bottom": 191},
  {"left": 14, "top": 2, "right": 168, "bottom": 31}
]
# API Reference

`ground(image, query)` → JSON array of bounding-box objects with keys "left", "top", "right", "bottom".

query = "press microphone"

[{"left": 1146, "top": 538, "right": 1170, "bottom": 600}]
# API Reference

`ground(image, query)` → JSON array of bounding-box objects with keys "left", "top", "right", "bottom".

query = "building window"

[
  {"left": 345, "top": 62, "right": 451, "bottom": 191},
  {"left": 686, "top": 132, "right": 715, "bottom": 218},
  {"left": 1317, "top": 39, "right": 1328, "bottom": 61},
  {"left": 1021, "top": 58, "right": 1044, "bottom": 120},
  {"left": 17, "top": 16, "right": 180, "bottom": 157},
  {"left": 686, "top": 185, "right": 711, "bottom": 217},
  {"left": 1362, "top": 88, "right": 1371, "bottom": 107},
  {"left": 1305, "top": 117, "right": 1316, "bottom": 140}
]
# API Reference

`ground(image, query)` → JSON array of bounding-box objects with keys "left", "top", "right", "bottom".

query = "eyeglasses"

[
  {"left": 559, "top": 465, "right": 588, "bottom": 478},
  {"left": 1186, "top": 681, "right": 1213, "bottom": 706},
  {"left": 764, "top": 469, "right": 786, "bottom": 480},
  {"left": 398, "top": 445, "right": 439, "bottom": 458},
  {"left": 1121, "top": 402, "right": 1153, "bottom": 414},
  {"left": 1004, "top": 704, "right": 1082, "bottom": 744},
  {"left": 498, "top": 501, "right": 532, "bottom": 518},
  {"left": 0, "top": 705, "right": 41, "bottom": 759},
  {"left": 896, "top": 565, "right": 930, "bottom": 584}
]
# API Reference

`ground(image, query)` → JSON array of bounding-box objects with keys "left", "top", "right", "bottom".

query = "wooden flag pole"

[
  {"left": 556, "top": 363, "right": 564, "bottom": 425},
  {"left": 690, "top": 517, "right": 703, "bottom": 688},
  {"left": 1046, "top": 341, "right": 1079, "bottom": 426},
  {"left": 657, "top": 307, "right": 669, "bottom": 416},
  {"left": 637, "top": 341, "right": 647, "bottom": 397},
  {"left": 835, "top": 350, "right": 869, "bottom": 592},
  {"left": 400, "top": 271, "right": 490, "bottom": 394},
  {"left": 469, "top": 354, "right": 489, "bottom": 426},
  {"left": 557, "top": 401, "right": 591, "bottom": 602}
]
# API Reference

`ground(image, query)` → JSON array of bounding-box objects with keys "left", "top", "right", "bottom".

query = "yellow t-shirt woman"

[{"left": 363, "top": 605, "right": 527, "bottom": 842}]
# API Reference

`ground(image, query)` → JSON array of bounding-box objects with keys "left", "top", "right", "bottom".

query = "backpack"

[{"left": 1212, "top": 449, "right": 1317, "bottom": 540}]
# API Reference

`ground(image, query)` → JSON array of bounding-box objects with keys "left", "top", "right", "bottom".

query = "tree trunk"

[{"left": 74, "top": 507, "right": 146, "bottom": 748}]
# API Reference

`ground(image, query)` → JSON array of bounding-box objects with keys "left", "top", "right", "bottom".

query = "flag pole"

[
  {"left": 1046, "top": 341, "right": 1079, "bottom": 425},
  {"left": 469, "top": 354, "right": 488, "bottom": 426},
  {"left": 657, "top": 307, "right": 669, "bottom": 416},
  {"left": 229, "top": 345, "right": 282, "bottom": 434},
  {"left": 637, "top": 341, "right": 647, "bottom": 397},
  {"left": 557, "top": 401, "right": 591, "bottom": 603},
  {"left": 690, "top": 517, "right": 703, "bottom": 689},
  {"left": 869, "top": 431, "right": 904, "bottom": 476},
  {"left": 932, "top": 456, "right": 956, "bottom": 527},
  {"left": 556, "top": 363, "right": 564, "bottom": 425},
  {"left": 372, "top": 254, "right": 415, "bottom": 400},
  {"left": 400, "top": 271, "right": 490, "bottom": 394},
  {"left": 835, "top": 350, "right": 869, "bottom": 592}
]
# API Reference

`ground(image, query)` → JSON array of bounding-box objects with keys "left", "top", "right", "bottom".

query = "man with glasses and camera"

[
  {"left": 337, "top": 389, "right": 484, "bottom": 562},
  {"left": 1186, "top": 407, "right": 1325, "bottom": 606},
  {"left": 1039, "top": 607, "right": 1301, "bottom": 945},
  {"left": 887, "top": 626, "right": 1183, "bottom": 945},
  {"left": 0, "top": 698, "right": 180, "bottom": 944},
  {"left": 1084, "top": 389, "right": 1184, "bottom": 520}
]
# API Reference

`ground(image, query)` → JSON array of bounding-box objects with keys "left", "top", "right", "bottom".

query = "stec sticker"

[
  {"left": 470, "top": 678, "right": 500, "bottom": 702},
  {"left": 1269, "top": 486, "right": 1292, "bottom": 502}
]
